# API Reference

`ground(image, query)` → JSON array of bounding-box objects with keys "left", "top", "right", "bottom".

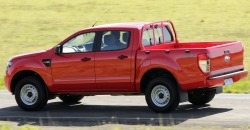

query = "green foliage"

[{"left": 0, "top": 0, "right": 249, "bottom": 93}]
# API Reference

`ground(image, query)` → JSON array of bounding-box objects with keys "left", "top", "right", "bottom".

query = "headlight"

[{"left": 6, "top": 61, "right": 12, "bottom": 70}]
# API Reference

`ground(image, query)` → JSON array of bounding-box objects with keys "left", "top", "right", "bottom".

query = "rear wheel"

[
  {"left": 15, "top": 77, "right": 48, "bottom": 111},
  {"left": 145, "top": 77, "right": 179, "bottom": 113},
  {"left": 188, "top": 88, "right": 216, "bottom": 105},
  {"left": 59, "top": 94, "right": 84, "bottom": 103}
]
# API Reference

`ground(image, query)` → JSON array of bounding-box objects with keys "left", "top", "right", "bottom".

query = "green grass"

[
  {"left": 0, "top": 0, "right": 249, "bottom": 93},
  {"left": 0, "top": 123, "right": 10, "bottom": 130},
  {"left": 0, "top": 78, "right": 4, "bottom": 89}
]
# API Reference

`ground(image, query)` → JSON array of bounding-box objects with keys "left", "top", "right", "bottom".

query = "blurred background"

[{"left": 0, "top": 0, "right": 249, "bottom": 93}]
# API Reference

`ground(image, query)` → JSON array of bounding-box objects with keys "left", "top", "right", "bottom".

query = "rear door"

[
  {"left": 95, "top": 30, "right": 134, "bottom": 91},
  {"left": 51, "top": 32, "right": 96, "bottom": 92}
]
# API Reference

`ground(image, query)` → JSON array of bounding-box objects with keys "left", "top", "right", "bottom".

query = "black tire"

[
  {"left": 188, "top": 88, "right": 216, "bottom": 105},
  {"left": 58, "top": 94, "right": 84, "bottom": 103},
  {"left": 15, "top": 77, "right": 48, "bottom": 111},
  {"left": 145, "top": 77, "right": 179, "bottom": 113}
]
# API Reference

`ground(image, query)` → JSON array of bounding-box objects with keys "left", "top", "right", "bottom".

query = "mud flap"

[
  {"left": 216, "top": 86, "right": 223, "bottom": 94},
  {"left": 179, "top": 90, "right": 188, "bottom": 103}
]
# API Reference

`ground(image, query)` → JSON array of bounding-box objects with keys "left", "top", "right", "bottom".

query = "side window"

[
  {"left": 142, "top": 28, "right": 153, "bottom": 46},
  {"left": 154, "top": 27, "right": 162, "bottom": 44},
  {"left": 62, "top": 32, "right": 95, "bottom": 53},
  {"left": 101, "top": 30, "right": 130, "bottom": 51},
  {"left": 155, "top": 26, "right": 173, "bottom": 44},
  {"left": 162, "top": 26, "right": 173, "bottom": 42},
  {"left": 142, "top": 25, "right": 173, "bottom": 47}
]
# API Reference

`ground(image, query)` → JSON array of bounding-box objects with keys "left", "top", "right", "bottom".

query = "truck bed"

[
  {"left": 144, "top": 40, "right": 245, "bottom": 85},
  {"left": 145, "top": 41, "right": 240, "bottom": 49},
  {"left": 179, "top": 41, "right": 244, "bottom": 76},
  {"left": 180, "top": 41, "right": 243, "bottom": 74}
]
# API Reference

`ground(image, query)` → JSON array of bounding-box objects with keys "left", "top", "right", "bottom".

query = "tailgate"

[{"left": 208, "top": 41, "right": 244, "bottom": 76}]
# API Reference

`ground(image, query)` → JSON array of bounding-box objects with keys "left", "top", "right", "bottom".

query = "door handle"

[
  {"left": 118, "top": 55, "right": 128, "bottom": 59},
  {"left": 145, "top": 51, "right": 150, "bottom": 54},
  {"left": 81, "top": 57, "right": 91, "bottom": 62}
]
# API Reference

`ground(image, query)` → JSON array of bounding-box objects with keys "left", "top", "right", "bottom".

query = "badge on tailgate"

[
  {"left": 224, "top": 49, "right": 231, "bottom": 62},
  {"left": 224, "top": 55, "right": 231, "bottom": 62}
]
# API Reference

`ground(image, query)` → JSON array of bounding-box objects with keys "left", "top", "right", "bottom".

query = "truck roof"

[{"left": 87, "top": 22, "right": 150, "bottom": 30}]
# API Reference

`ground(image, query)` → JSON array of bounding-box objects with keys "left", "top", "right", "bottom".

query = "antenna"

[{"left": 92, "top": 9, "right": 111, "bottom": 27}]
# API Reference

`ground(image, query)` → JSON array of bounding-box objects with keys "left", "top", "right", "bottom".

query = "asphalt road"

[{"left": 0, "top": 90, "right": 250, "bottom": 129}]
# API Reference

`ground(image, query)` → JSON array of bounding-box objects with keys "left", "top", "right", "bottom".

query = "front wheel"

[
  {"left": 188, "top": 88, "right": 216, "bottom": 105},
  {"left": 59, "top": 95, "right": 84, "bottom": 103},
  {"left": 145, "top": 77, "right": 179, "bottom": 113},
  {"left": 15, "top": 77, "right": 48, "bottom": 111}
]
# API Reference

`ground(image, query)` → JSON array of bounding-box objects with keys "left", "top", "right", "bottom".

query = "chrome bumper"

[{"left": 209, "top": 70, "right": 248, "bottom": 80}]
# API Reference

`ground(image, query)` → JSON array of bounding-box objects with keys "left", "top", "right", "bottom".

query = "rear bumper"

[{"left": 207, "top": 70, "right": 248, "bottom": 87}]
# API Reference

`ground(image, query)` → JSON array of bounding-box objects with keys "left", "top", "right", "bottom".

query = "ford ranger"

[{"left": 4, "top": 20, "right": 248, "bottom": 112}]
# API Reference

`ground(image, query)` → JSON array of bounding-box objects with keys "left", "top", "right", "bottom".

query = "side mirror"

[{"left": 55, "top": 45, "right": 62, "bottom": 55}]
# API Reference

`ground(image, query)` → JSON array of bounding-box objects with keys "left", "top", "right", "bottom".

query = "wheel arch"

[
  {"left": 11, "top": 70, "right": 48, "bottom": 95},
  {"left": 140, "top": 68, "right": 178, "bottom": 93},
  {"left": 140, "top": 68, "right": 188, "bottom": 102}
]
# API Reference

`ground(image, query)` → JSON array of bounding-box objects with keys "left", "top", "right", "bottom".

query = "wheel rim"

[
  {"left": 20, "top": 84, "right": 38, "bottom": 105},
  {"left": 151, "top": 85, "right": 170, "bottom": 107}
]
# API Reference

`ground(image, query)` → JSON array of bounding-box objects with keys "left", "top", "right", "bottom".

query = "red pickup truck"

[{"left": 4, "top": 20, "right": 248, "bottom": 112}]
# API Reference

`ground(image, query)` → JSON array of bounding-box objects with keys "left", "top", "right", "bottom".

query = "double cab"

[{"left": 4, "top": 20, "right": 248, "bottom": 112}]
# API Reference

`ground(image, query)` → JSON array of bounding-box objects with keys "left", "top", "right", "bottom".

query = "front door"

[{"left": 51, "top": 32, "right": 96, "bottom": 92}]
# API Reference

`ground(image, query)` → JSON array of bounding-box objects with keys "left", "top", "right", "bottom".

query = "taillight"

[{"left": 198, "top": 54, "right": 210, "bottom": 74}]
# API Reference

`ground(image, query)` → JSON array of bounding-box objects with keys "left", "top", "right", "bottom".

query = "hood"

[{"left": 10, "top": 50, "right": 47, "bottom": 61}]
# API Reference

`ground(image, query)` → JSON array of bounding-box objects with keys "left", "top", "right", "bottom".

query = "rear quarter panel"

[
  {"left": 135, "top": 48, "right": 208, "bottom": 91},
  {"left": 136, "top": 41, "right": 245, "bottom": 92}
]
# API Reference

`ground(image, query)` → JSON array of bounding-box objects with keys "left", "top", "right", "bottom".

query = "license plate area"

[{"left": 224, "top": 78, "right": 234, "bottom": 86}]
